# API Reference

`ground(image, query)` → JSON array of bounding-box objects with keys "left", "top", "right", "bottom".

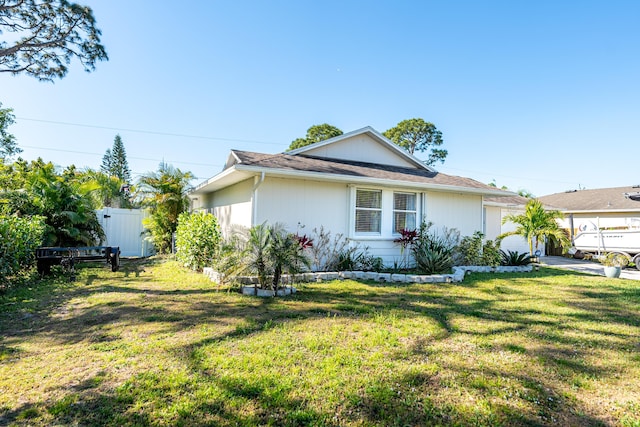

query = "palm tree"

[
  {"left": 81, "top": 169, "right": 133, "bottom": 208},
  {"left": 499, "top": 199, "right": 570, "bottom": 256},
  {"left": 136, "top": 162, "right": 193, "bottom": 253},
  {"left": 243, "top": 222, "right": 311, "bottom": 294}
]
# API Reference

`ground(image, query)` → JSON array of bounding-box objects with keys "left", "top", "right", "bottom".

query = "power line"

[
  {"left": 20, "top": 144, "right": 224, "bottom": 169},
  {"left": 15, "top": 117, "right": 286, "bottom": 146}
]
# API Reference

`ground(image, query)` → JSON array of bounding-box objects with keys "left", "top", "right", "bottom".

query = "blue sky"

[{"left": 2, "top": 1, "right": 639, "bottom": 196}]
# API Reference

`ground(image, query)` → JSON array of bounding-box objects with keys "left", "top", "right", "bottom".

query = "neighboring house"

[
  {"left": 189, "top": 127, "right": 515, "bottom": 265},
  {"left": 538, "top": 186, "right": 640, "bottom": 242},
  {"left": 482, "top": 195, "right": 545, "bottom": 255}
]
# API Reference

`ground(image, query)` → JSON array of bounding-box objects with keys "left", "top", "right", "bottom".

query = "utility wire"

[
  {"left": 16, "top": 117, "right": 286, "bottom": 146},
  {"left": 20, "top": 145, "right": 224, "bottom": 169}
]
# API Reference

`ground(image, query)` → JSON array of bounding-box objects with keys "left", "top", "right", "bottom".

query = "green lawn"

[{"left": 1, "top": 258, "right": 639, "bottom": 426}]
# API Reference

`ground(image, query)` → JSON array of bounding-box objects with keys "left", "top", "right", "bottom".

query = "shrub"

[
  {"left": 481, "top": 239, "right": 502, "bottom": 266},
  {"left": 336, "top": 248, "right": 383, "bottom": 272},
  {"left": 212, "top": 228, "right": 249, "bottom": 289},
  {"left": 244, "top": 222, "right": 311, "bottom": 292},
  {"left": 414, "top": 247, "right": 454, "bottom": 274},
  {"left": 457, "top": 231, "right": 501, "bottom": 266},
  {"left": 411, "top": 222, "right": 460, "bottom": 274},
  {"left": 500, "top": 250, "right": 532, "bottom": 266},
  {"left": 307, "top": 226, "right": 351, "bottom": 271},
  {"left": 0, "top": 215, "right": 46, "bottom": 288},
  {"left": 175, "top": 211, "right": 221, "bottom": 271},
  {"left": 457, "top": 231, "right": 484, "bottom": 265},
  {"left": 599, "top": 252, "right": 629, "bottom": 267}
]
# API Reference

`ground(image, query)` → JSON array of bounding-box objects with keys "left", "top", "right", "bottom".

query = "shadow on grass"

[{"left": 2, "top": 261, "right": 638, "bottom": 426}]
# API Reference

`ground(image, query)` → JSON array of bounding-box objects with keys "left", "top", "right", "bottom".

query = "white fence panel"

[{"left": 96, "top": 208, "right": 153, "bottom": 257}]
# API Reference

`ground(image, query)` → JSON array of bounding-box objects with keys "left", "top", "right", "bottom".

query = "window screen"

[
  {"left": 355, "top": 189, "right": 382, "bottom": 233},
  {"left": 393, "top": 192, "right": 416, "bottom": 233}
]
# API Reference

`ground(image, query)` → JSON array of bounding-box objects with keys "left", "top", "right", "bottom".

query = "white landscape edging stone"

[
  {"left": 241, "top": 285, "right": 296, "bottom": 297},
  {"left": 203, "top": 264, "right": 534, "bottom": 291}
]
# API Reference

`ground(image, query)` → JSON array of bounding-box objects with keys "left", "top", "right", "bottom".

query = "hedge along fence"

[{"left": 0, "top": 215, "right": 46, "bottom": 287}]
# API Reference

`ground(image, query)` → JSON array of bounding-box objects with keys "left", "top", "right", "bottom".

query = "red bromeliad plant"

[
  {"left": 295, "top": 234, "right": 314, "bottom": 250},
  {"left": 394, "top": 228, "right": 419, "bottom": 249},
  {"left": 394, "top": 228, "right": 419, "bottom": 269}
]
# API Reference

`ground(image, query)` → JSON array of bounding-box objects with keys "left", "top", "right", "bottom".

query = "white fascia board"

[
  {"left": 234, "top": 164, "right": 516, "bottom": 197},
  {"left": 287, "top": 126, "right": 435, "bottom": 172},
  {"left": 189, "top": 166, "right": 253, "bottom": 195}
]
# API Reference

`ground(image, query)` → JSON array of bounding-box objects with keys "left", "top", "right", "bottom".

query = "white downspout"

[{"left": 252, "top": 172, "right": 266, "bottom": 226}]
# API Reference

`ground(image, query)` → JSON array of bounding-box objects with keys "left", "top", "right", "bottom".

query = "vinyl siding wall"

[
  {"left": 300, "top": 134, "right": 415, "bottom": 168},
  {"left": 199, "top": 174, "right": 495, "bottom": 267},
  {"left": 203, "top": 178, "right": 254, "bottom": 232},
  {"left": 425, "top": 191, "right": 483, "bottom": 237},
  {"left": 255, "top": 177, "right": 348, "bottom": 234}
]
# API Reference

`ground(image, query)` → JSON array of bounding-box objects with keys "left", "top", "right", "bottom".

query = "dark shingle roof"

[
  {"left": 231, "top": 150, "right": 506, "bottom": 192},
  {"left": 537, "top": 186, "right": 640, "bottom": 211},
  {"left": 483, "top": 195, "right": 531, "bottom": 206}
]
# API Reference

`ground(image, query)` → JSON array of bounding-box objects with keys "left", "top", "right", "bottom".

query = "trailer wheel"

[{"left": 633, "top": 254, "right": 640, "bottom": 271}]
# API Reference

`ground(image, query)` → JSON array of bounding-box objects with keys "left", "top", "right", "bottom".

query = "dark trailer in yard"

[{"left": 36, "top": 246, "right": 120, "bottom": 276}]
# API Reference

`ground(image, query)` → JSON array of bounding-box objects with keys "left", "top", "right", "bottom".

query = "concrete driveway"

[{"left": 540, "top": 256, "right": 640, "bottom": 280}]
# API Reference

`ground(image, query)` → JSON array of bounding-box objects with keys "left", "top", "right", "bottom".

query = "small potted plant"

[{"left": 599, "top": 252, "right": 628, "bottom": 278}]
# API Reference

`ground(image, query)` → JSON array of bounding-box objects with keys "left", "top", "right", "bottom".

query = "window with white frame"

[
  {"left": 355, "top": 189, "right": 382, "bottom": 233},
  {"left": 393, "top": 192, "right": 417, "bottom": 233}
]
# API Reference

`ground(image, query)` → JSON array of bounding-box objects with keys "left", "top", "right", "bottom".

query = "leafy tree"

[
  {"left": 0, "top": 159, "right": 105, "bottom": 246},
  {"left": 0, "top": 0, "right": 108, "bottom": 81},
  {"left": 136, "top": 162, "right": 193, "bottom": 254},
  {"left": 499, "top": 199, "right": 570, "bottom": 256},
  {"left": 287, "top": 123, "right": 343, "bottom": 151},
  {"left": 517, "top": 189, "right": 535, "bottom": 198},
  {"left": 0, "top": 103, "right": 20, "bottom": 158},
  {"left": 81, "top": 168, "right": 132, "bottom": 208},
  {"left": 488, "top": 180, "right": 535, "bottom": 198},
  {"left": 101, "top": 134, "right": 131, "bottom": 183},
  {"left": 383, "top": 118, "right": 446, "bottom": 165}
]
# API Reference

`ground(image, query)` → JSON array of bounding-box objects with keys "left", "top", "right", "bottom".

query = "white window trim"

[
  {"left": 354, "top": 188, "right": 383, "bottom": 236},
  {"left": 392, "top": 191, "right": 418, "bottom": 235},
  {"left": 350, "top": 187, "right": 424, "bottom": 240}
]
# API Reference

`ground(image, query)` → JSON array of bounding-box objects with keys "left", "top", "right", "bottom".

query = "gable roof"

[
  {"left": 537, "top": 186, "right": 640, "bottom": 213},
  {"left": 286, "top": 126, "right": 435, "bottom": 172},
  {"left": 192, "top": 148, "right": 516, "bottom": 197}
]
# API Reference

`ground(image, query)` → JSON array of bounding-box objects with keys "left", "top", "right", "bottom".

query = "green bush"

[
  {"left": 336, "top": 249, "right": 383, "bottom": 272},
  {"left": 0, "top": 215, "right": 46, "bottom": 287},
  {"left": 457, "top": 231, "right": 484, "bottom": 265},
  {"left": 175, "top": 211, "right": 221, "bottom": 271},
  {"left": 411, "top": 222, "right": 459, "bottom": 274},
  {"left": 481, "top": 239, "right": 502, "bottom": 266},
  {"left": 243, "top": 222, "right": 311, "bottom": 291},
  {"left": 500, "top": 250, "right": 532, "bottom": 266},
  {"left": 457, "top": 231, "right": 501, "bottom": 266}
]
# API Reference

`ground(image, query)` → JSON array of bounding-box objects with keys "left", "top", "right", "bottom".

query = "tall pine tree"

[
  {"left": 100, "top": 148, "right": 112, "bottom": 174},
  {"left": 101, "top": 135, "right": 131, "bottom": 183}
]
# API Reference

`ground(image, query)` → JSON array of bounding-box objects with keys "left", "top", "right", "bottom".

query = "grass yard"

[{"left": 1, "top": 258, "right": 639, "bottom": 426}]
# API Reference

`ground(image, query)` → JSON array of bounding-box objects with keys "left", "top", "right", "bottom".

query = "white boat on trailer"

[{"left": 573, "top": 228, "right": 640, "bottom": 269}]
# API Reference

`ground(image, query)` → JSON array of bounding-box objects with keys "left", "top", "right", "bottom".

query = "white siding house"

[
  {"left": 483, "top": 196, "right": 545, "bottom": 256},
  {"left": 190, "top": 127, "right": 515, "bottom": 266}
]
